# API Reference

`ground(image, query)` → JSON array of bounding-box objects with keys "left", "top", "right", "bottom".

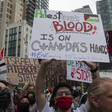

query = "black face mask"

[
  {"left": 0, "top": 88, "right": 11, "bottom": 110},
  {"left": 29, "top": 97, "right": 35, "bottom": 105},
  {"left": 19, "top": 102, "right": 29, "bottom": 112}
]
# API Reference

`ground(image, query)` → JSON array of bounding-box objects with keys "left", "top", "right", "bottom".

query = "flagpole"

[{"left": 81, "top": 82, "right": 84, "bottom": 94}]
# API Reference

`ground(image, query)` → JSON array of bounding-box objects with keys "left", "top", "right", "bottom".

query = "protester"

[
  {"left": 44, "top": 88, "right": 52, "bottom": 102},
  {"left": 0, "top": 80, "right": 15, "bottom": 112},
  {"left": 80, "top": 92, "right": 88, "bottom": 105},
  {"left": 16, "top": 96, "right": 30, "bottom": 112},
  {"left": 34, "top": 59, "right": 100, "bottom": 112},
  {"left": 20, "top": 83, "right": 35, "bottom": 96},
  {"left": 14, "top": 91, "right": 20, "bottom": 111},
  {"left": 26, "top": 91, "right": 36, "bottom": 110},
  {"left": 88, "top": 77, "right": 112, "bottom": 112},
  {"left": 72, "top": 90, "right": 81, "bottom": 110},
  {"left": 27, "top": 84, "right": 35, "bottom": 92}
]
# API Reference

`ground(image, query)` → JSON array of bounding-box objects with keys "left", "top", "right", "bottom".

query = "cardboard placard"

[{"left": 4, "top": 57, "right": 40, "bottom": 83}]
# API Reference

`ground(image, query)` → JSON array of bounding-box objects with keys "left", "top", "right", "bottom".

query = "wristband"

[{"left": 91, "top": 66, "right": 99, "bottom": 73}]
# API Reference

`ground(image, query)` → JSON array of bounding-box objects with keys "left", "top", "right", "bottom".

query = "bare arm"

[
  {"left": 20, "top": 83, "right": 29, "bottom": 96},
  {"left": 35, "top": 59, "right": 56, "bottom": 112},
  {"left": 82, "top": 61, "right": 100, "bottom": 80}
]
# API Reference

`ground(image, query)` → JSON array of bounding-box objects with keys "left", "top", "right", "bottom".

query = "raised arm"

[
  {"left": 82, "top": 61, "right": 100, "bottom": 80},
  {"left": 35, "top": 59, "right": 56, "bottom": 112}
]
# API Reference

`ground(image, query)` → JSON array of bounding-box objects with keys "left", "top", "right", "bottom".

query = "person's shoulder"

[
  {"left": 75, "top": 101, "right": 89, "bottom": 112},
  {"left": 31, "top": 102, "right": 54, "bottom": 112},
  {"left": 30, "top": 103, "right": 38, "bottom": 112},
  {"left": 42, "top": 101, "right": 54, "bottom": 112}
]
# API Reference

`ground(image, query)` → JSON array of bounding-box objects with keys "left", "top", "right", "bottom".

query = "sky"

[{"left": 49, "top": 0, "right": 100, "bottom": 14}]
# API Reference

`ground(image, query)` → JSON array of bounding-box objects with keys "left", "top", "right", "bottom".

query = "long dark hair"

[{"left": 49, "top": 82, "right": 73, "bottom": 110}]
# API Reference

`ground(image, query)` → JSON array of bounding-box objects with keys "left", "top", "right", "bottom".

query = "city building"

[
  {"left": 73, "top": 5, "right": 93, "bottom": 14},
  {"left": 4, "top": 20, "right": 32, "bottom": 57},
  {"left": 96, "top": 0, "right": 112, "bottom": 73},
  {"left": 96, "top": 0, "right": 112, "bottom": 31},
  {"left": 22, "top": 0, "right": 49, "bottom": 26},
  {"left": 0, "top": 0, "right": 23, "bottom": 49},
  {"left": 40, "top": 0, "right": 49, "bottom": 9}
]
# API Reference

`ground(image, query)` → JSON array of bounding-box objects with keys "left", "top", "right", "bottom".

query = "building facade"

[
  {"left": 73, "top": 5, "right": 93, "bottom": 14},
  {"left": 96, "top": 0, "right": 112, "bottom": 31},
  {"left": 4, "top": 20, "right": 32, "bottom": 57},
  {"left": 0, "top": 0, "right": 23, "bottom": 49},
  {"left": 22, "top": 0, "right": 49, "bottom": 26},
  {"left": 40, "top": 0, "right": 49, "bottom": 9}
]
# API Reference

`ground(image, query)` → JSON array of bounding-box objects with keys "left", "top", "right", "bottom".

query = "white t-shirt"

[{"left": 31, "top": 101, "right": 88, "bottom": 112}]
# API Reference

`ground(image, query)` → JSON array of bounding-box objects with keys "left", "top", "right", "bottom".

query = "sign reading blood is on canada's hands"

[{"left": 29, "top": 9, "right": 109, "bottom": 63}]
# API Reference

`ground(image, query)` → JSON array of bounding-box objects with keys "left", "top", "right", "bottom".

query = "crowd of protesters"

[{"left": 0, "top": 59, "right": 112, "bottom": 112}]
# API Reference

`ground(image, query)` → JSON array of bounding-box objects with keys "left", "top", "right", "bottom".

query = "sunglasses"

[{"left": 57, "top": 91, "right": 71, "bottom": 97}]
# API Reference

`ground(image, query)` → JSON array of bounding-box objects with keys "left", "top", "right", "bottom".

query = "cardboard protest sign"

[
  {"left": 46, "top": 60, "right": 77, "bottom": 88},
  {"left": 4, "top": 57, "right": 40, "bottom": 84},
  {"left": 67, "top": 60, "right": 92, "bottom": 83},
  {"left": 29, "top": 9, "right": 109, "bottom": 62}
]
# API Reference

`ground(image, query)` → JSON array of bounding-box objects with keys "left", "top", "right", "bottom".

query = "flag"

[
  {"left": 0, "top": 48, "right": 4, "bottom": 61},
  {"left": 0, "top": 59, "right": 7, "bottom": 80},
  {"left": 84, "top": 14, "right": 99, "bottom": 22}
]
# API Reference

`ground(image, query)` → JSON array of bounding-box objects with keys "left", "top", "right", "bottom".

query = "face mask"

[
  {"left": 29, "top": 97, "right": 35, "bottom": 105},
  {"left": 19, "top": 102, "right": 29, "bottom": 112},
  {"left": 56, "top": 96, "right": 72, "bottom": 111},
  {"left": 0, "top": 88, "right": 11, "bottom": 110}
]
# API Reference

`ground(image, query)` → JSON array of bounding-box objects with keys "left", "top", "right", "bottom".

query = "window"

[
  {"left": 5, "top": 30, "right": 8, "bottom": 43},
  {"left": 0, "top": 14, "right": 2, "bottom": 18},
  {"left": 9, "top": 29, "right": 12, "bottom": 35},
  {"left": 1, "top": 2, "right": 3, "bottom": 7},
  {"left": 19, "top": 26, "right": 21, "bottom": 32},
  {"left": 4, "top": 48, "right": 7, "bottom": 56},
  {"left": 10, "top": 10, "right": 11, "bottom": 14},
  {"left": 18, "top": 33, "right": 21, "bottom": 40},
  {"left": 17, "top": 48, "right": 20, "bottom": 56},
  {"left": 9, "top": 15, "right": 11, "bottom": 19},
  {"left": 6, "top": 30, "right": 8, "bottom": 36},
  {"left": 10, "top": 4, "right": 12, "bottom": 8},
  {"left": 8, "top": 3, "right": 10, "bottom": 7},
  {"left": 8, "top": 28, "right": 17, "bottom": 56},
  {"left": 8, "top": 2, "right": 12, "bottom": 8},
  {"left": 6, "top": 14, "right": 9, "bottom": 18},
  {"left": 1, "top": 8, "right": 3, "bottom": 12},
  {"left": 7, "top": 8, "right": 9, "bottom": 13},
  {"left": 0, "top": 20, "right": 2, "bottom": 24}
]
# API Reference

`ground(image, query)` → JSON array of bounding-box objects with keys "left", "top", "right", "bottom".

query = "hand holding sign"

[
  {"left": 81, "top": 60, "right": 99, "bottom": 70},
  {"left": 40, "top": 58, "right": 57, "bottom": 67},
  {"left": 81, "top": 60, "right": 100, "bottom": 80}
]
